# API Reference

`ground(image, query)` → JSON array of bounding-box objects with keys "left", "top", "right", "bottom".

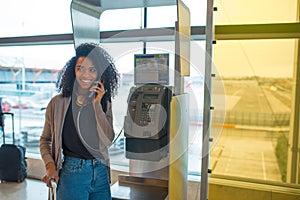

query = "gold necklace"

[{"left": 76, "top": 95, "right": 86, "bottom": 106}]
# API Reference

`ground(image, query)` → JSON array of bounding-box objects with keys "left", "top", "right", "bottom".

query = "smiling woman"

[{"left": 40, "top": 43, "right": 119, "bottom": 200}]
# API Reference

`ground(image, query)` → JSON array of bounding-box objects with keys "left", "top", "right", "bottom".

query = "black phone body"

[{"left": 88, "top": 81, "right": 101, "bottom": 99}]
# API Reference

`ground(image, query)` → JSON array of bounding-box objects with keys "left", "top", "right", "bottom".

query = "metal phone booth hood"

[{"left": 70, "top": 1, "right": 196, "bottom": 199}]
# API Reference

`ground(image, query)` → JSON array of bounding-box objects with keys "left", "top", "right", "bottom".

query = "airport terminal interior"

[{"left": 1, "top": 0, "right": 300, "bottom": 199}]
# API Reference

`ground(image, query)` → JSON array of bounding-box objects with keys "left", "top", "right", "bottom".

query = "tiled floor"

[
  {"left": 0, "top": 168, "right": 200, "bottom": 200},
  {"left": 0, "top": 179, "right": 48, "bottom": 200},
  {"left": 0, "top": 178, "right": 200, "bottom": 200}
]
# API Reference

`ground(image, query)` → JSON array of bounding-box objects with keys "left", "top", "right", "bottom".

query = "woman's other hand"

[{"left": 41, "top": 162, "right": 59, "bottom": 188}]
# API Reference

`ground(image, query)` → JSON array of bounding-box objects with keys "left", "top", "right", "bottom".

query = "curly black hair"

[{"left": 56, "top": 43, "right": 119, "bottom": 111}]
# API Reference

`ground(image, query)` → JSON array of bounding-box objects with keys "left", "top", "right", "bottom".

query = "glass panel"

[
  {"left": 184, "top": 41, "right": 206, "bottom": 179},
  {"left": 103, "top": 41, "right": 205, "bottom": 179},
  {"left": 145, "top": 41, "right": 205, "bottom": 179},
  {"left": 102, "top": 42, "right": 143, "bottom": 171},
  {"left": 0, "top": 44, "right": 74, "bottom": 154},
  {"left": 0, "top": 0, "right": 72, "bottom": 37},
  {"left": 214, "top": 0, "right": 298, "bottom": 25},
  {"left": 211, "top": 39, "right": 295, "bottom": 183}
]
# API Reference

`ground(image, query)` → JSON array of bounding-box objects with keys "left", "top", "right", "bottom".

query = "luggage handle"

[
  {"left": 1, "top": 112, "right": 15, "bottom": 145},
  {"left": 49, "top": 179, "right": 57, "bottom": 200}
]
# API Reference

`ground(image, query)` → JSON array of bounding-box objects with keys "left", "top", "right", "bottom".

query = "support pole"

[
  {"left": 201, "top": 0, "right": 214, "bottom": 200},
  {"left": 286, "top": 0, "right": 300, "bottom": 184},
  {"left": 143, "top": 7, "right": 147, "bottom": 54}
]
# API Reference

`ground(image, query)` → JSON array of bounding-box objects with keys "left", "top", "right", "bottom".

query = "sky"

[
  {"left": 213, "top": 0, "right": 298, "bottom": 77},
  {"left": 213, "top": 39, "right": 296, "bottom": 78},
  {"left": 0, "top": 0, "right": 205, "bottom": 74},
  {"left": 0, "top": 0, "right": 298, "bottom": 77}
]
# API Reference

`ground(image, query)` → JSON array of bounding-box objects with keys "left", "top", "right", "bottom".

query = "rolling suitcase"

[{"left": 0, "top": 112, "right": 27, "bottom": 183}]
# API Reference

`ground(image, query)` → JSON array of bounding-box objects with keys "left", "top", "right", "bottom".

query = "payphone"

[
  {"left": 123, "top": 53, "right": 172, "bottom": 161},
  {"left": 124, "top": 84, "right": 172, "bottom": 161}
]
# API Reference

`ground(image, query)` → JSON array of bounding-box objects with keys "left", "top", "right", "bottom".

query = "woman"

[{"left": 40, "top": 43, "right": 118, "bottom": 200}]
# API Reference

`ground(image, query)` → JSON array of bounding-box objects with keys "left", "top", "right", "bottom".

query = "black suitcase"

[{"left": 0, "top": 112, "right": 27, "bottom": 183}]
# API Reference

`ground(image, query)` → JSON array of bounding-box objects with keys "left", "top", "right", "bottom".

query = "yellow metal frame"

[{"left": 169, "top": 94, "right": 189, "bottom": 200}]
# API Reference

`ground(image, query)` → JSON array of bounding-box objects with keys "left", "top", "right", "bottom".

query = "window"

[
  {"left": 0, "top": 44, "right": 74, "bottom": 153},
  {"left": 100, "top": 8, "right": 142, "bottom": 31},
  {"left": 0, "top": 0, "right": 72, "bottom": 37},
  {"left": 214, "top": 0, "right": 298, "bottom": 25},
  {"left": 211, "top": 0, "right": 300, "bottom": 185},
  {"left": 3, "top": 0, "right": 298, "bottom": 188},
  {"left": 211, "top": 39, "right": 295, "bottom": 183}
]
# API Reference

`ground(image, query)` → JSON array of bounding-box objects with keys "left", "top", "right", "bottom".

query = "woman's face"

[{"left": 75, "top": 56, "right": 98, "bottom": 91}]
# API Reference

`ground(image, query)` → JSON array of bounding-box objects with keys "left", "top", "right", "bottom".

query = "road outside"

[{"left": 210, "top": 78, "right": 290, "bottom": 182}]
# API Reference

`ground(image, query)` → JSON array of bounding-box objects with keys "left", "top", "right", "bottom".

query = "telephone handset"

[
  {"left": 83, "top": 80, "right": 102, "bottom": 105},
  {"left": 88, "top": 82, "right": 101, "bottom": 99}
]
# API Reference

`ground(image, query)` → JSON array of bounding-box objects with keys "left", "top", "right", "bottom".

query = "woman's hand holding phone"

[{"left": 89, "top": 81, "right": 105, "bottom": 103}]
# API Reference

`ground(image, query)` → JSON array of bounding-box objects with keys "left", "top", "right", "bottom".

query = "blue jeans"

[{"left": 57, "top": 156, "right": 111, "bottom": 200}]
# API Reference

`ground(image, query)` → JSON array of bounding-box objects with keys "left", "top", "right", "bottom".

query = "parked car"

[
  {"left": 1, "top": 101, "right": 11, "bottom": 112},
  {"left": 0, "top": 97, "right": 12, "bottom": 112},
  {"left": 1, "top": 97, "right": 18, "bottom": 110},
  {"left": 12, "top": 103, "right": 29, "bottom": 109},
  {"left": 5, "top": 98, "right": 47, "bottom": 110}
]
